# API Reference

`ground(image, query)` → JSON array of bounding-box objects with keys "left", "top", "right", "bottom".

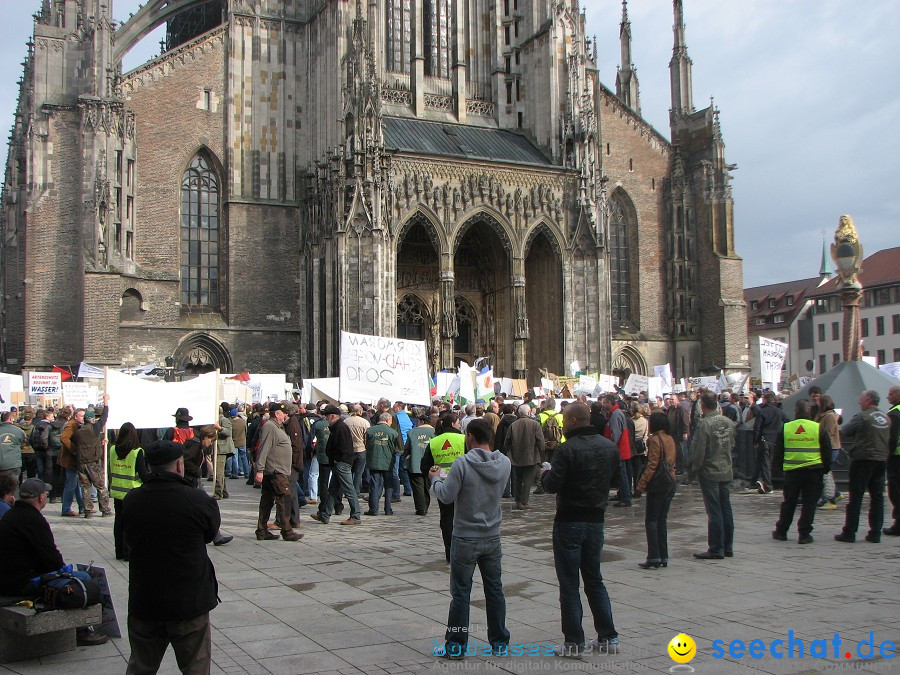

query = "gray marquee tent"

[{"left": 780, "top": 361, "right": 900, "bottom": 422}]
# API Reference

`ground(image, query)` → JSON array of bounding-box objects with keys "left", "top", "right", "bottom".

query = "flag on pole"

[
  {"left": 52, "top": 365, "right": 74, "bottom": 381},
  {"left": 430, "top": 375, "right": 437, "bottom": 398},
  {"left": 476, "top": 366, "right": 495, "bottom": 401},
  {"left": 457, "top": 362, "right": 476, "bottom": 405},
  {"left": 718, "top": 370, "right": 729, "bottom": 393}
]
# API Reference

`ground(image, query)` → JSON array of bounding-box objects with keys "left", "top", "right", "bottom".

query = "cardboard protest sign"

[
  {"left": 624, "top": 374, "right": 649, "bottom": 395},
  {"left": 106, "top": 370, "right": 218, "bottom": 429},
  {"left": 62, "top": 382, "right": 93, "bottom": 408},
  {"left": 339, "top": 331, "right": 431, "bottom": 405},
  {"left": 28, "top": 372, "right": 62, "bottom": 396},
  {"left": 759, "top": 337, "right": 788, "bottom": 393}
]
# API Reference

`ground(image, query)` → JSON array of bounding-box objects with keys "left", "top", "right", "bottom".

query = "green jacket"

[
  {"left": 405, "top": 425, "right": 434, "bottom": 475},
  {"left": 313, "top": 418, "right": 331, "bottom": 465},
  {"left": 0, "top": 423, "right": 26, "bottom": 471},
  {"left": 688, "top": 411, "right": 734, "bottom": 483},
  {"left": 365, "top": 424, "right": 398, "bottom": 472}
]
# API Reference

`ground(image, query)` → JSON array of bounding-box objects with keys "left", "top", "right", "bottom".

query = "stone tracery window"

[
  {"left": 424, "top": 0, "right": 452, "bottom": 79},
  {"left": 454, "top": 296, "right": 478, "bottom": 356},
  {"left": 397, "top": 295, "right": 429, "bottom": 341},
  {"left": 385, "top": 0, "right": 412, "bottom": 73},
  {"left": 181, "top": 154, "right": 219, "bottom": 307},
  {"left": 608, "top": 197, "right": 631, "bottom": 323}
]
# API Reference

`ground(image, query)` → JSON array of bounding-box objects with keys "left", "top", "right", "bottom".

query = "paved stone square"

[{"left": 2, "top": 479, "right": 898, "bottom": 674}]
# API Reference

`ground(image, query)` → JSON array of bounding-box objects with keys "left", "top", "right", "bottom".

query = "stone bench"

[{"left": 0, "top": 602, "right": 102, "bottom": 663}]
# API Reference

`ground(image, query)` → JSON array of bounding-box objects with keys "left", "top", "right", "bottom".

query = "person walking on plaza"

[
  {"left": 688, "top": 392, "right": 736, "bottom": 560},
  {"left": 835, "top": 390, "right": 891, "bottom": 543},
  {"left": 883, "top": 387, "right": 900, "bottom": 536},
  {"left": 540, "top": 402, "right": 621, "bottom": 658},
  {"left": 311, "top": 405, "right": 362, "bottom": 525},
  {"left": 254, "top": 402, "right": 303, "bottom": 541},
  {"left": 771, "top": 400, "right": 831, "bottom": 544},
  {"left": 108, "top": 422, "right": 149, "bottom": 561},
  {"left": 365, "top": 413, "right": 398, "bottom": 515},
  {"left": 72, "top": 396, "right": 112, "bottom": 518},
  {"left": 422, "top": 411, "right": 467, "bottom": 561},
  {"left": 505, "top": 404, "right": 544, "bottom": 510},
  {"left": 750, "top": 391, "right": 786, "bottom": 493},
  {"left": 404, "top": 412, "right": 434, "bottom": 515},
  {"left": 430, "top": 419, "right": 511, "bottom": 660},
  {"left": 214, "top": 403, "right": 234, "bottom": 500},
  {"left": 121, "top": 441, "right": 220, "bottom": 673},
  {"left": 634, "top": 412, "right": 677, "bottom": 569},
  {"left": 344, "top": 404, "right": 371, "bottom": 498},
  {"left": 816, "top": 395, "right": 844, "bottom": 509}
]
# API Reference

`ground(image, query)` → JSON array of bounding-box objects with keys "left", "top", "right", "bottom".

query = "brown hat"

[{"left": 173, "top": 408, "right": 193, "bottom": 422}]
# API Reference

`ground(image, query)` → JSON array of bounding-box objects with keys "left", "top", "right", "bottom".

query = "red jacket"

[{"left": 603, "top": 405, "right": 632, "bottom": 461}]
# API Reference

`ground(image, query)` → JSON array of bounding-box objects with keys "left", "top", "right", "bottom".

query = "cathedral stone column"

[
  {"left": 439, "top": 260, "right": 457, "bottom": 370},
  {"left": 512, "top": 268, "right": 528, "bottom": 379}
]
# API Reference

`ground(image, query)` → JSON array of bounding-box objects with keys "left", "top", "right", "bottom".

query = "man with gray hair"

[
  {"left": 460, "top": 404, "right": 478, "bottom": 433},
  {"left": 504, "top": 404, "right": 544, "bottom": 510},
  {"left": 835, "top": 389, "right": 891, "bottom": 543}
]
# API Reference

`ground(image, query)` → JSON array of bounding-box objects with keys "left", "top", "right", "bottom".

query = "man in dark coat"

[{"left": 121, "top": 441, "right": 220, "bottom": 673}]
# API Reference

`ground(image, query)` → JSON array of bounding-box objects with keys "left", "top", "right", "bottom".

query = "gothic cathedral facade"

[{"left": 1, "top": 0, "right": 748, "bottom": 384}]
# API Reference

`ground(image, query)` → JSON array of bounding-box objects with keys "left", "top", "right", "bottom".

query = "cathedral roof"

[
  {"left": 384, "top": 117, "right": 551, "bottom": 166},
  {"left": 744, "top": 276, "right": 824, "bottom": 333}
]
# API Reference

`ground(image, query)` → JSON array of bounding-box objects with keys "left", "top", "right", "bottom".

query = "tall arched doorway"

[
  {"left": 525, "top": 227, "right": 563, "bottom": 383},
  {"left": 453, "top": 217, "right": 512, "bottom": 372},
  {"left": 396, "top": 217, "right": 440, "bottom": 367}
]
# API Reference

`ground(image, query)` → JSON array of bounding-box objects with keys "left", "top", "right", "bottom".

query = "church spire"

[
  {"left": 819, "top": 235, "right": 833, "bottom": 278},
  {"left": 615, "top": 0, "right": 641, "bottom": 114},
  {"left": 669, "top": 0, "right": 694, "bottom": 119}
]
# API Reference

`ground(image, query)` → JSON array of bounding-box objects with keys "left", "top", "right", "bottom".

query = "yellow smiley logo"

[{"left": 668, "top": 633, "right": 697, "bottom": 663}]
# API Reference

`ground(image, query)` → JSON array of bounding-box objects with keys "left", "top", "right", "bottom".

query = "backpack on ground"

[{"left": 542, "top": 411, "right": 562, "bottom": 449}]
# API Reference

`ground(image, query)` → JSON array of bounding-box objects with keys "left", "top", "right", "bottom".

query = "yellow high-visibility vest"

[
  {"left": 782, "top": 420, "right": 822, "bottom": 471},
  {"left": 109, "top": 446, "right": 142, "bottom": 500},
  {"left": 892, "top": 405, "right": 900, "bottom": 456},
  {"left": 429, "top": 432, "right": 466, "bottom": 469}
]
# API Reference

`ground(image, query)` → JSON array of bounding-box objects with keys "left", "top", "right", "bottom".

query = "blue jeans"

[
  {"left": 699, "top": 477, "right": 734, "bottom": 555},
  {"left": 34, "top": 451, "right": 50, "bottom": 483},
  {"left": 617, "top": 459, "right": 632, "bottom": 505},
  {"left": 235, "top": 446, "right": 250, "bottom": 477},
  {"left": 62, "top": 467, "right": 84, "bottom": 514},
  {"left": 645, "top": 484, "right": 676, "bottom": 563},
  {"left": 446, "top": 536, "right": 509, "bottom": 649},
  {"left": 304, "top": 456, "right": 319, "bottom": 500},
  {"left": 552, "top": 521, "right": 617, "bottom": 647},
  {"left": 367, "top": 469, "right": 394, "bottom": 514},
  {"left": 392, "top": 452, "right": 412, "bottom": 496},
  {"left": 352, "top": 452, "right": 367, "bottom": 496},
  {"left": 324, "top": 461, "right": 360, "bottom": 520}
]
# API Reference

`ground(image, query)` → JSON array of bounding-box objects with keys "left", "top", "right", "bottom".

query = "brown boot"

[{"left": 282, "top": 530, "right": 303, "bottom": 541}]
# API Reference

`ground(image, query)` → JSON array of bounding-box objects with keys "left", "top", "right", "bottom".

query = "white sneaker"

[
  {"left": 554, "top": 643, "right": 584, "bottom": 659},
  {"left": 589, "top": 637, "right": 620, "bottom": 654}
]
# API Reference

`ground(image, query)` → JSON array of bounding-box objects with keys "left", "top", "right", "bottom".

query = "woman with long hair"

[
  {"left": 817, "top": 395, "right": 843, "bottom": 508},
  {"left": 109, "top": 422, "right": 148, "bottom": 560},
  {"left": 634, "top": 412, "right": 677, "bottom": 569}
]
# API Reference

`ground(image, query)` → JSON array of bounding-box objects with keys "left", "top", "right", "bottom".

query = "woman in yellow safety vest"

[{"left": 109, "top": 422, "right": 148, "bottom": 561}]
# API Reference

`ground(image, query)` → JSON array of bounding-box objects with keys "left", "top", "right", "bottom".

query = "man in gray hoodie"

[{"left": 429, "top": 419, "right": 511, "bottom": 660}]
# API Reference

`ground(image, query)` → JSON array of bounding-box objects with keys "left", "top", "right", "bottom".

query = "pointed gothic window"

[
  {"left": 424, "top": 0, "right": 451, "bottom": 78},
  {"left": 385, "top": 0, "right": 412, "bottom": 74},
  {"left": 609, "top": 197, "right": 631, "bottom": 323},
  {"left": 397, "top": 295, "right": 428, "bottom": 341},
  {"left": 181, "top": 154, "right": 220, "bottom": 307}
]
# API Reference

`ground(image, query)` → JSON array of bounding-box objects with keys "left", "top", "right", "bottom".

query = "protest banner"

[
  {"left": 62, "top": 382, "right": 93, "bottom": 408},
  {"left": 575, "top": 374, "right": 597, "bottom": 395},
  {"left": 879, "top": 363, "right": 900, "bottom": 380},
  {"left": 623, "top": 373, "right": 649, "bottom": 396},
  {"left": 78, "top": 361, "right": 105, "bottom": 379},
  {"left": 759, "top": 336, "right": 788, "bottom": 393},
  {"left": 339, "top": 331, "right": 431, "bottom": 405},
  {"left": 0, "top": 375, "right": 11, "bottom": 412},
  {"left": 105, "top": 370, "right": 218, "bottom": 429},
  {"left": 653, "top": 364, "right": 674, "bottom": 392},
  {"left": 28, "top": 372, "right": 62, "bottom": 396}
]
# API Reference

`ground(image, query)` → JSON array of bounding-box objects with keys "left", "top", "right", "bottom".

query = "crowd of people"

[{"left": 0, "top": 380, "right": 897, "bottom": 667}]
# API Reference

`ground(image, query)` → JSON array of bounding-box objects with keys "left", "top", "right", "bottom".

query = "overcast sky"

[{"left": 2, "top": 1, "right": 897, "bottom": 287}]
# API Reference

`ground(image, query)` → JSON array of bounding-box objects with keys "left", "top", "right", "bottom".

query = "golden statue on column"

[{"left": 830, "top": 215, "right": 864, "bottom": 362}]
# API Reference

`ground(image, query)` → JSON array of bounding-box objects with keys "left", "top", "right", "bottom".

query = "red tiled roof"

[
  {"left": 744, "top": 277, "right": 825, "bottom": 332},
  {"left": 807, "top": 247, "right": 900, "bottom": 298}
]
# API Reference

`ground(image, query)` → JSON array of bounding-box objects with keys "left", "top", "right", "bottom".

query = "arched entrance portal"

[
  {"left": 453, "top": 219, "right": 512, "bottom": 373},
  {"left": 172, "top": 333, "right": 232, "bottom": 375},
  {"left": 396, "top": 218, "right": 440, "bottom": 371},
  {"left": 525, "top": 228, "right": 563, "bottom": 383}
]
